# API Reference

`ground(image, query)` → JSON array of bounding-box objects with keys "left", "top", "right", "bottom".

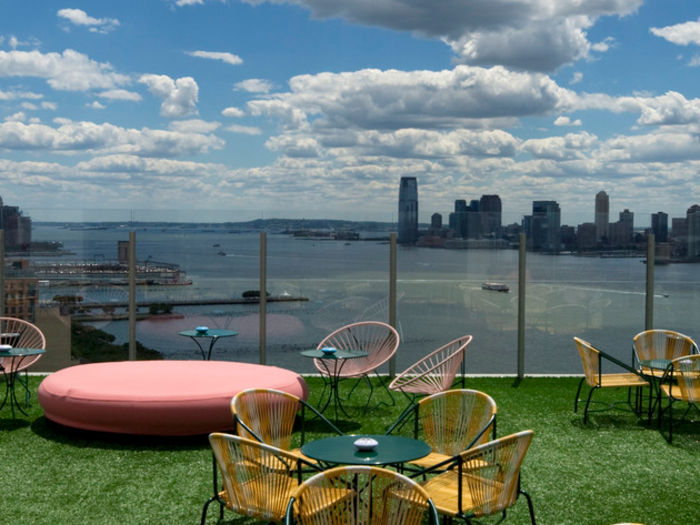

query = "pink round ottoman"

[{"left": 38, "top": 360, "right": 308, "bottom": 436}]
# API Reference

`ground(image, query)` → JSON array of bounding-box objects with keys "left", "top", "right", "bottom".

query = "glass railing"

[{"left": 4, "top": 209, "right": 697, "bottom": 376}]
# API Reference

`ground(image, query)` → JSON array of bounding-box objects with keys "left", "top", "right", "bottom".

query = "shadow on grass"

[
  {"left": 0, "top": 417, "right": 31, "bottom": 431},
  {"left": 31, "top": 415, "right": 210, "bottom": 451}
]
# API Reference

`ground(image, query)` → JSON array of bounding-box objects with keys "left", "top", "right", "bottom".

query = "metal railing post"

[
  {"left": 259, "top": 231, "right": 267, "bottom": 365},
  {"left": 128, "top": 230, "right": 137, "bottom": 361},
  {"left": 518, "top": 233, "right": 526, "bottom": 379},
  {"left": 389, "top": 232, "right": 397, "bottom": 378},
  {"left": 646, "top": 233, "right": 655, "bottom": 330}
]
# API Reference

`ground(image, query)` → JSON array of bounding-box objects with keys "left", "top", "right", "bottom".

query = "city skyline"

[{"left": 1, "top": 2, "right": 700, "bottom": 223}]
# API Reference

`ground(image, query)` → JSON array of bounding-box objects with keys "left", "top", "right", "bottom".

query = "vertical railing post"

[
  {"left": 128, "top": 231, "right": 137, "bottom": 361},
  {"left": 646, "top": 233, "right": 655, "bottom": 330},
  {"left": 517, "top": 233, "right": 526, "bottom": 379},
  {"left": 389, "top": 232, "right": 397, "bottom": 379},
  {"left": 0, "top": 230, "right": 4, "bottom": 318},
  {"left": 259, "top": 231, "right": 267, "bottom": 365}
]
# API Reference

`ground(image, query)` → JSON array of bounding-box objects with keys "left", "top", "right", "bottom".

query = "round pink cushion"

[{"left": 38, "top": 360, "right": 308, "bottom": 436}]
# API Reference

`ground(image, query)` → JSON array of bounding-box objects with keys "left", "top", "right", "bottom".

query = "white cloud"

[
  {"left": 235, "top": 79, "right": 274, "bottom": 93},
  {"left": 651, "top": 18, "right": 700, "bottom": 46},
  {"left": 169, "top": 119, "right": 221, "bottom": 133},
  {"left": 57, "top": 8, "right": 120, "bottom": 34},
  {"left": 570, "top": 72, "right": 583, "bottom": 84},
  {"left": 554, "top": 116, "right": 582, "bottom": 126},
  {"left": 5, "top": 112, "right": 27, "bottom": 122},
  {"left": 222, "top": 107, "right": 245, "bottom": 117},
  {"left": 0, "top": 119, "right": 223, "bottom": 157},
  {"left": 88, "top": 101, "right": 106, "bottom": 110},
  {"left": 186, "top": 51, "right": 243, "bottom": 65},
  {"left": 139, "top": 74, "right": 199, "bottom": 118},
  {"left": 0, "top": 49, "right": 130, "bottom": 91},
  {"left": 225, "top": 124, "right": 263, "bottom": 135},
  {"left": 241, "top": 0, "right": 643, "bottom": 72},
  {"left": 97, "top": 89, "right": 143, "bottom": 102}
]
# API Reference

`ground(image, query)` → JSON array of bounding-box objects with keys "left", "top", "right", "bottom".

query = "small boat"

[
  {"left": 217, "top": 251, "right": 226, "bottom": 256},
  {"left": 482, "top": 282, "right": 509, "bottom": 292},
  {"left": 212, "top": 243, "right": 220, "bottom": 247}
]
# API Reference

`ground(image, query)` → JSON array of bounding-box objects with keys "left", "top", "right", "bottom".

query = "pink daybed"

[{"left": 38, "top": 360, "right": 308, "bottom": 436}]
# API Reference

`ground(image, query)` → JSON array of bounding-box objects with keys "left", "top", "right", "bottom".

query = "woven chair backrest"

[
  {"left": 390, "top": 335, "right": 471, "bottom": 395},
  {"left": 0, "top": 317, "right": 46, "bottom": 372},
  {"left": 633, "top": 330, "right": 697, "bottom": 362},
  {"left": 458, "top": 430, "right": 534, "bottom": 518},
  {"left": 671, "top": 355, "right": 700, "bottom": 403},
  {"left": 418, "top": 389, "right": 496, "bottom": 456},
  {"left": 290, "top": 465, "right": 434, "bottom": 525},
  {"left": 574, "top": 337, "right": 602, "bottom": 388},
  {"left": 231, "top": 388, "right": 300, "bottom": 451},
  {"left": 315, "top": 321, "right": 399, "bottom": 377},
  {"left": 209, "top": 433, "right": 299, "bottom": 523}
]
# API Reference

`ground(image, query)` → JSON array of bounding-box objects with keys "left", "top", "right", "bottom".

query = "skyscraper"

[
  {"left": 479, "top": 194, "right": 502, "bottom": 237},
  {"left": 595, "top": 191, "right": 609, "bottom": 243},
  {"left": 524, "top": 200, "right": 561, "bottom": 252},
  {"left": 651, "top": 212, "right": 668, "bottom": 242},
  {"left": 398, "top": 176, "right": 418, "bottom": 244}
]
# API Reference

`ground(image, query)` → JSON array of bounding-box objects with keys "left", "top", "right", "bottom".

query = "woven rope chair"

[
  {"left": 387, "top": 389, "right": 496, "bottom": 472},
  {"left": 231, "top": 388, "right": 342, "bottom": 465},
  {"left": 417, "top": 430, "right": 536, "bottom": 525},
  {"left": 0, "top": 317, "right": 46, "bottom": 407},
  {"left": 314, "top": 321, "right": 399, "bottom": 408},
  {"left": 389, "top": 335, "right": 472, "bottom": 409},
  {"left": 285, "top": 465, "right": 440, "bottom": 525},
  {"left": 201, "top": 433, "right": 316, "bottom": 525},
  {"left": 633, "top": 329, "right": 698, "bottom": 378},
  {"left": 574, "top": 337, "right": 649, "bottom": 424},
  {"left": 659, "top": 354, "right": 700, "bottom": 442}
]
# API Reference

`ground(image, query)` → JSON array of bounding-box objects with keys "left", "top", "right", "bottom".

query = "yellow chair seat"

[{"left": 599, "top": 373, "right": 649, "bottom": 388}]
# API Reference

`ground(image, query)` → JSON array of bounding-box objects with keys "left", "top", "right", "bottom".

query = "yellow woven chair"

[
  {"left": 389, "top": 335, "right": 472, "bottom": 408},
  {"left": 633, "top": 329, "right": 698, "bottom": 378},
  {"left": 387, "top": 389, "right": 496, "bottom": 472},
  {"left": 574, "top": 337, "right": 649, "bottom": 424},
  {"left": 0, "top": 317, "right": 46, "bottom": 408},
  {"left": 201, "top": 433, "right": 316, "bottom": 525},
  {"left": 232, "top": 388, "right": 342, "bottom": 465},
  {"left": 285, "top": 465, "right": 440, "bottom": 525},
  {"left": 314, "top": 321, "right": 400, "bottom": 409},
  {"left": 659, "top": 354, "right": 700, "bottom": 442},
  {"left": 418, "top": 430, "right": 536, "bottom": 525}
]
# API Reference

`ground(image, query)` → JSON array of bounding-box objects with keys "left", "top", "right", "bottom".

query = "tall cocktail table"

[
  {"left": 0, "top": 347, "right": 46, "bottom": 418},
  {"left": 179, "top": 329, "right": 238, "bottom": 360},
  {"left": 301, "top": 349, "right": 368, "bottom": 422},
  {"left": 301, "top": 434, "right": 431, "bottom": 468}
]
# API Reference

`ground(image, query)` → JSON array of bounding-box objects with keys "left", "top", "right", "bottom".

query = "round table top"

[
  {"left": 300, "top": 349, "right": 368, "bottom": 360},
  {"left": 179, "top": 329, "right": 238, "bottom": 338},
  {"left": 301, "top": 434, "right": 431, "bottom": 466},
  {"left": 0, "top": 347, "right": 46, "bottom": 357}
]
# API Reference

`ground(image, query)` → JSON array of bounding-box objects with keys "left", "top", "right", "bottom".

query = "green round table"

[{"left": 300, "top": 434, "right": 431, "bottom": 467}]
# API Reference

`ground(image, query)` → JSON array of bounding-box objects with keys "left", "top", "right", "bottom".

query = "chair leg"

[
  {"left": 200, "top": 496, "right": 216, "bottom": 525},
  {"left": 583, "top": 386, "right": 596, "bottom": 425},
  {"left": 574, "top": 377, "right": 585, "bottom": 413},
  {"left": 520, "top": 489, "right": 537, "bottom": 525}
]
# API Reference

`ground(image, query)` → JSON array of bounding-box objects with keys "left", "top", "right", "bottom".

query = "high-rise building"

[
  {"left": 479, "top": 194, "right": 502, "bottom": 237},
  {"left": 430, "top": 213, "right": 442, "bottom": 230},
  {"left": 595, "top": 191, "right": 609, "bottom": 243},
  {"left": 397, "top": 177, "right": 418, "bottom": 244},
  {"left": 523, "top": 200, "right": 561, "bottom": 252},
  {"left": 0, "top": 195, "right": 32, "bottom": 252},
  {"left": 651, "top": 212, "right": 668, "bottom": 243},
  {"left": 687, "top": 205, "right": 700, "bottom": 258}
]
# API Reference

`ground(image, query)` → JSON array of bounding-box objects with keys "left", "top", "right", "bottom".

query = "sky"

[{"left": 1, "top": 0, "right": 700, "bottom": 226}]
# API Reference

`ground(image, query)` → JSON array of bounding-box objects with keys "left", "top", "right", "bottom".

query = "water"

[{"left": 30, "top": 224, "right": 700, "bottom": 375}]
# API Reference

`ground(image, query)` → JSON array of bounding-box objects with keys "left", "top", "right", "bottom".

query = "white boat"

[{"left": 482, "top": 282, "right": 509, "bottom": 292}]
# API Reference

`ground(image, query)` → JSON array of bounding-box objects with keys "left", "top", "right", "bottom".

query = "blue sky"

[{"left": 1, "top": 0, "right": 699, "bottom": 226}]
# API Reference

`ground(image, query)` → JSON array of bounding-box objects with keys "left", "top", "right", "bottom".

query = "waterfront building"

[
  {"left": 577, "top": 222, "right": 597, "bottom": 251},
  {"left": 609, "top": 208, "right": 634, "bottom": 246},
  {"left": 0, "top": 196, "right": 32, "bottom": 252},
  {"left": 651, "top": 212, "right": 668, "bottom": 243},
  {"left": 687, "top": 205, "right": 700, "bottom": 258},
  {"left": 672, "top": 216, "right": 688, "bottom": 256},
  {"left": 479, "top": 194, "right": 502, "bottom": 238},
  {"left": 398, "top": 176, "right": 418, "bottom": 244},
  {"left": 430, "top": 213, "right": 442, "bottom": 230},
  {"left": 595, "top": 191, "right": 609, "bottom": 243},
  {"left": 523, "top": 200, "right": 561, "bottom": 252}
]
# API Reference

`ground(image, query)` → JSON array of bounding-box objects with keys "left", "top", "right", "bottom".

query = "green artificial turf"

[{"left": 2, "top": 375, "right": 699, "bottom": 524}]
